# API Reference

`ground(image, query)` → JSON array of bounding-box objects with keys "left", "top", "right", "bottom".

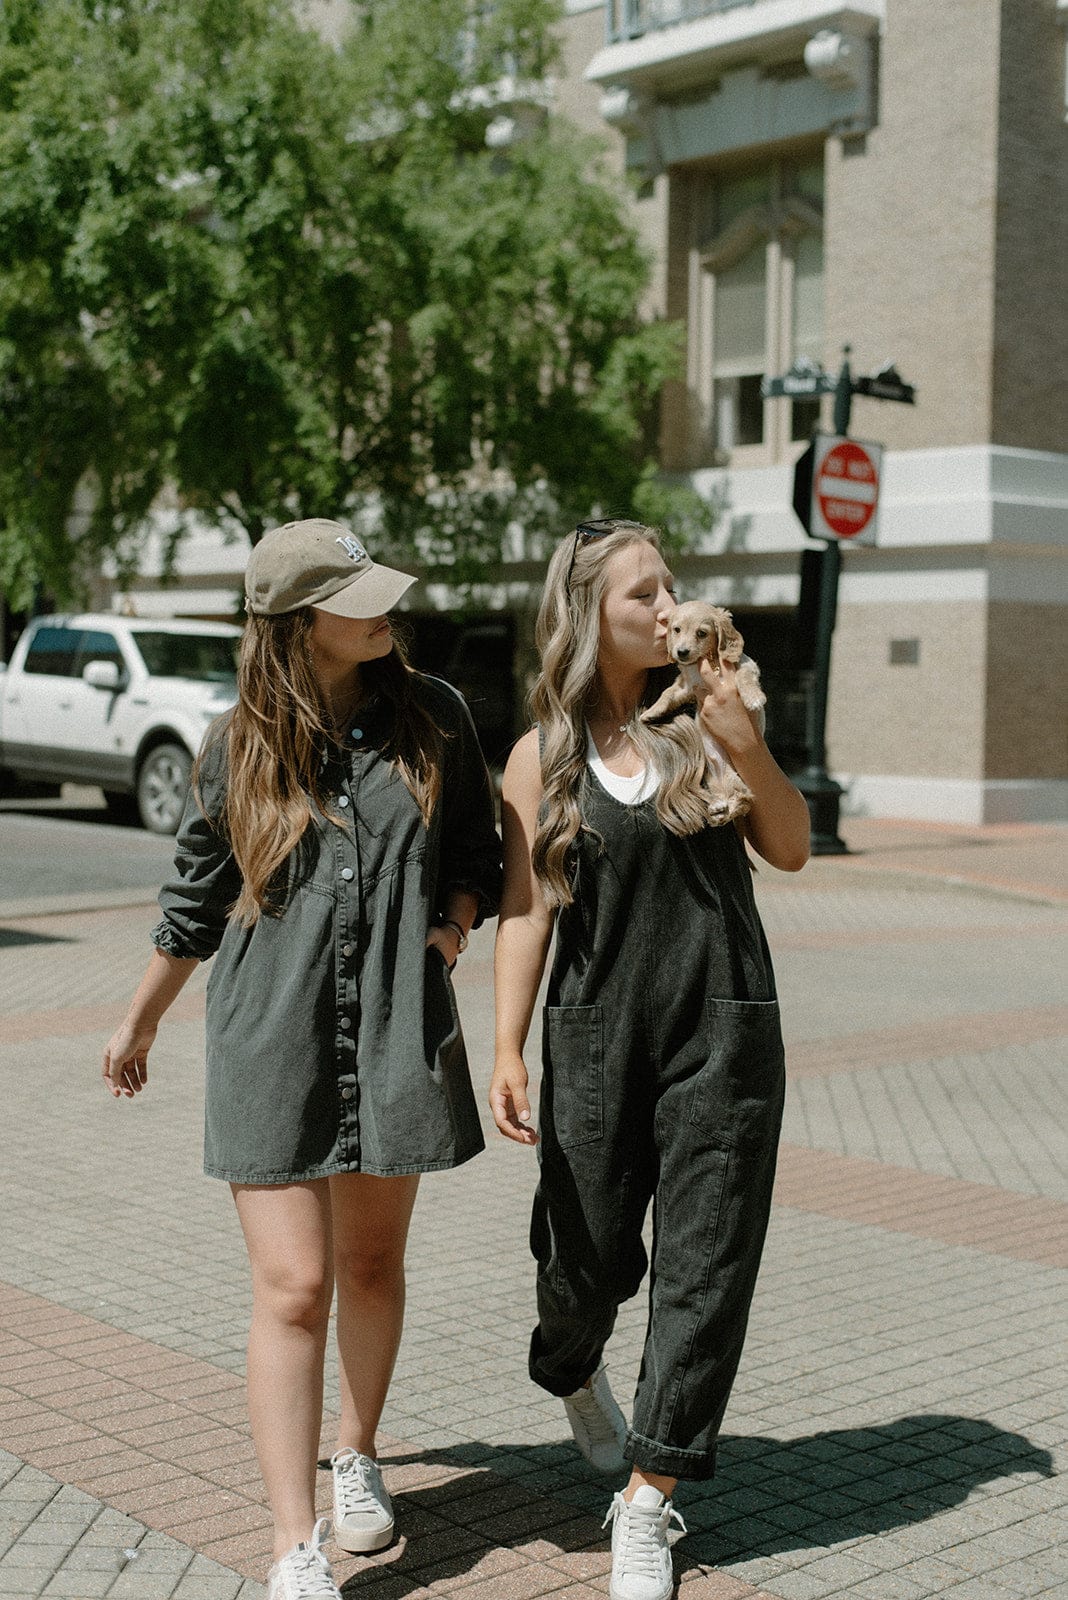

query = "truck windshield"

[{"left": 134, "top": 633, "right": 238, "bottom": 684}]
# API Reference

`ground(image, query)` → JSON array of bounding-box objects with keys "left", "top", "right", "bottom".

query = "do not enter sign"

[{"left": 811, "top": 435, "right": 882, "bottom": 543}]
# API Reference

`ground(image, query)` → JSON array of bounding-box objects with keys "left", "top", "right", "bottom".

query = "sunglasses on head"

[{"left": 564, "top": 517, "right": 646, "bottom": 593}]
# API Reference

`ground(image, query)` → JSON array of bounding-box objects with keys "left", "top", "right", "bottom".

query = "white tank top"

[{"left": 586, "top": 725, "right": 660, "bottom": 806}]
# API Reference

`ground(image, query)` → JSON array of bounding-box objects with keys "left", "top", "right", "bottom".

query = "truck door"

[
  {"left": 60, "top": 628, "right": 139, "bottom": 787},
  {"left": 2, "top": 624, "right": 81, "bottom": 776}
]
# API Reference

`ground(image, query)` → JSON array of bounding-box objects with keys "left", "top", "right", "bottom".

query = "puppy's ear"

[{"left": 713, "top": 608, "right": 744, "bottom": 663}]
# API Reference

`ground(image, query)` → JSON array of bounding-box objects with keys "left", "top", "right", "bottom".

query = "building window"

[
  {"left": 697, "top": 157, "right": 824, "bottom": 463},
  {"left": 711, "top": 243, "right": 768, "bottom": 449}
]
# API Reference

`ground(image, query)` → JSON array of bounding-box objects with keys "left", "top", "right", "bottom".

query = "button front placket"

[{"left": 332, "top": 755, "right": 362, "bottom": 1168}]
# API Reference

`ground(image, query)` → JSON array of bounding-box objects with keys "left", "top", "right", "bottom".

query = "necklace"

[{"left": 589, "top": 708, "right": 636, "bottom": 738}]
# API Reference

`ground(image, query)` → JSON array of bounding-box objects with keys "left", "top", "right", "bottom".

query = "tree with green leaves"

[{"left": 0, "top": 0, "right": 698, "bottom": 609}]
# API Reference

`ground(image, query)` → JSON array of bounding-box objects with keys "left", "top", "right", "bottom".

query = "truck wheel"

[{"left": 136, "top": 744, "right": 192, "bottom": 834}]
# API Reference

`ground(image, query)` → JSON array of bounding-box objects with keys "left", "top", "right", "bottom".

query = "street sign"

[
  {"left": 761, "top": 358, "right": 837, "bottom": 400},
  {"left": 810, "top": 434, "right": 882, "bottom": 543},
  {"left": 852, "top": 372, "right": 916, "bottom": 404}
]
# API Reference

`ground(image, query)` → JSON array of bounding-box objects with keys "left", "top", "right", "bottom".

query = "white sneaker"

[
  {"left": 603, "top": 1485, "right": 687, "bottom": 1600},
  {"left": 563, "top": 1363, "right": 628, "bottom": 1472},
  {"left": 330, "top": 1447, "right": 395, "bottom": 1552},
  {"left": 266, "top": 1518, "right": 340, "bottom": 1600}
]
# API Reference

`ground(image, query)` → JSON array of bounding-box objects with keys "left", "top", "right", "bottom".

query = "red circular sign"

[{"left": 816, "top": 439, "right": 879, "bottom": 539}]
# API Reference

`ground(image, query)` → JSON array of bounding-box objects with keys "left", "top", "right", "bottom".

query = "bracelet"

[{"left": 439, "top": 919, "right": 469, "bottom": 953}]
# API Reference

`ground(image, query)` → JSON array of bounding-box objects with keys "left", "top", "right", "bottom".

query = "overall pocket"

[
  {"left": 543, "top": 1005, "right": 604, "bottom": 1150},
  {"left": 691, "top": 996, "right": 785, "bottom": 1149}
]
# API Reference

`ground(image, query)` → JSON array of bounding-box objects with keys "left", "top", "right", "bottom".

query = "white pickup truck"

[{"left": 0, "top": 614, "right": 241, "bottom": 832}]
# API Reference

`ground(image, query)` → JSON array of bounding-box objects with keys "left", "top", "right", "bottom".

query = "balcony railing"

[{"left": 607, "top": 0, "right": 757, "bottom": 44}]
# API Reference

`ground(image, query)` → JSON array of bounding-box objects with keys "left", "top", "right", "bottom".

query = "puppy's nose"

[{"left": 675, "top": 646, "right": 691, "bottom": 661}]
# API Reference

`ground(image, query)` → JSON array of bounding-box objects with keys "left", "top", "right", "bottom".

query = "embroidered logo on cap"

[{"left": 335, "top": 535, "right": 367, "bottom": 564}]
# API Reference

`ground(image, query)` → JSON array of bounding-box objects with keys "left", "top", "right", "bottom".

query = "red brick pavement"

[
  {"left": 785, "top": 1004, "right": 1068, "bottom": 1077},
  {"left": 2, "top": 1123, "right": 1065, "bottom": 1592},
  {"left": 0, "top": 989, "right": 205, "bottom": 1045},
  {"left": 0, "top": 1281, "right": 774, "bottom": 1597},
  {"left": 774, "top": 1144, "right": 1068, "bottom": 1269}
]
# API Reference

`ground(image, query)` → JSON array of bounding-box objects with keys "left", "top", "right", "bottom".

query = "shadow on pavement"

[
  {"left": 0, "top": 798, "right": 145, "bottom": 829},
  {"left": 360, "top": 1414, "right": 1053, "bottom": 1594},
  {"left": 0, "top": 926, "right": 78, "bottom": 948}
]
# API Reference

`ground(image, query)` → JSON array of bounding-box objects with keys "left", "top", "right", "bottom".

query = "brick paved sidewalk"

[{"left": 0, "top": 821, "right": 1065, "bottom": 1599}]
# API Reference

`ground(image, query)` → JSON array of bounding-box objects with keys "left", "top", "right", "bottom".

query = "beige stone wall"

[
  {"left": 660, "top": 167, "right": 701, "bottom": 468},
  {"left": 826, "top": 601, "right": 987, "bottom": 780},
  {"left": 984, "top": 603, "right": 1068, "bottom": 779},
  {"left": 555, "top": 6, "right": 616, "bottom": 141},
  {"left": 824, "top": 0, "right": 1002, "bottom": 453},
  {"left": 556, "top": 5, "right": 670, "bottom": 319},
  {"left": 990, "top": 0, "right": 1068, "bottom": 453}
]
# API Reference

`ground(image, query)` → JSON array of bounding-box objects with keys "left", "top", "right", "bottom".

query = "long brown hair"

[
  {"left": 196, "top": 610, "right": 444, "bottom": 925},
  {"left": 531, "top": 522, "right": 710, "bottom": 908}
]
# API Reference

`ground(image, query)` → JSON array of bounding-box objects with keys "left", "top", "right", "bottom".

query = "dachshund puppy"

[{"left": 642, "top": 601, "right": 766, "bottom": 822}]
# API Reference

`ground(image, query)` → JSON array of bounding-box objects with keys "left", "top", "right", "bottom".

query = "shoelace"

[
  {"left": 281, "top": 1518, "right": 336, "bottom": 1599},
  {"left": 602, "top": 1497, "right": 688, "bottom": 1580},
  {"left": 332, "top": 1448, "right": 383, "bottom": 1517}
]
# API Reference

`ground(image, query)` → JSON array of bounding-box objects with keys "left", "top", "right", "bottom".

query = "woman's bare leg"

[
  {"left": 329, "top": 1173, "right": 420, "bottom": 1458},
  {"left": 624, "top": 1467, "right": 678, "bottom": 1502},
  {"left": 232, "top": 1180, "right": 333, "bottom": 1560}
]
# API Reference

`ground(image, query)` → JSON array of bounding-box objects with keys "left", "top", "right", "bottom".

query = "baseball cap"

[{"left": 244, "top": 519, "right": 417, "bottom": 618}]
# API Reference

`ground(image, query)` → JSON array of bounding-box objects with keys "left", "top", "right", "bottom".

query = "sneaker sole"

[
  {"left": 609, "top": 1582, "right": 672, "bottom": 1600},
  {"left": 333, "top": 1522, "right": 394, "bottom": 1554}
]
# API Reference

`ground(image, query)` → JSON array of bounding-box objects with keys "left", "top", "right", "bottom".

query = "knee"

[
  {"left": 333, "top": 1243, "right": 404, "bottom": 1297},
  {"left": 253, "top": 1263, "right": 332, "bottom": 1334},
  {"left": 541, "top": 1260, "right": 637, "bottom": 1320}
]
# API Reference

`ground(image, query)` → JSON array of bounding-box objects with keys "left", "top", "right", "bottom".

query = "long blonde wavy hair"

[
  {"left": 195, "top": 610, "right": 444, "bottom": 926},
  {"left": 531, "top": 521, "right": 710, "bottom": 908}
]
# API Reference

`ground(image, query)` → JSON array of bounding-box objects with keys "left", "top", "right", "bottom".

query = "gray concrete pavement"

[
  {"left": 0, "top": 818, "right": 1065, "bottom": 1598},
  {"left": 0, "top": 788, "right": 175, "bottom": 915}
]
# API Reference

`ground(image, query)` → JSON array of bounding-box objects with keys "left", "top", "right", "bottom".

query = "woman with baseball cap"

[{"left": 102, "top": 519, "right": 501, "bottom": 1600}]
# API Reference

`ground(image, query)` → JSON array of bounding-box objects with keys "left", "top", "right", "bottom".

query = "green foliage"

[
  {"left": 631, "top": 462, "right": 720, "bottom": 558},
  {"left": 0, "top": 0, "right": 686, "bottom": 607}
]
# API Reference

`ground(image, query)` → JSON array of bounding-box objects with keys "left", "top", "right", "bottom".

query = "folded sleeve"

[
  {"left": 436, "top": 687, "right": 503, "bottom": 926},
  {"left": 152, "top": 737, "right": 241, "bottom": 961}
]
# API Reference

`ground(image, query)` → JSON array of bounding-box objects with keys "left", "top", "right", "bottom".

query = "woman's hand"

[
  {"left": 426, "top": 923, "right": 461, "bottom": 970},
  {"left": 694, "top": 658, "right": 811, "bottom": 872},
  {"left": 489, "top": 1053, "right": 538, "bottom": 1146},
  {"left": 695, "top": 657, "right": 761, "bottom": 757},
  {"left": 102, "top": 1018, "right": 156, "bottom": 1099}
]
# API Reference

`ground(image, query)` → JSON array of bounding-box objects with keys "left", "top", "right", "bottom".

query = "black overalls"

[{"left": 529, "top": 765, "right": 785, "bottom": 1481}]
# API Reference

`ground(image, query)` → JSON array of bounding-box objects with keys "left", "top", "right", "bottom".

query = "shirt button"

[
  {"left": 340, "top": 1017, "right": 351, "bottom": 1030},
  {"left": 341, "top": 867, "right": 354, "bottom": 881},
  {"left": 351, "top": 727, "right": 363, "bottom": 740},
  {"left": 342, "top": 943, "right": 353, "bottom": 957},
  {"left": 341, "top": 1086, "right": 354, "bottom": 1100},
  {"left": 338, "top": 795, "right": 349, "bottom": 808}
]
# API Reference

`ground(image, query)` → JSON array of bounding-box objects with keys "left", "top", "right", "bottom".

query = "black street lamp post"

[
  {"left": 763, "top": 346, "right": 916, "bottom": 854},
  {"left": 793, "top": 350, "right": 852, "bottom": 853}
]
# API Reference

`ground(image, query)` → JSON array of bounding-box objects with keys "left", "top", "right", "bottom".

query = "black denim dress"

[
  {"left": 153, "top": 678, "right": 501, "bottom": 1184},
  {"left": 529, "top": 765, "right": 786, "bottom": 1480}
]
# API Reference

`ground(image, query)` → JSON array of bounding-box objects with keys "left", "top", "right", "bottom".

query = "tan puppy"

[{"left": 641, "top": 601, "right": 766, "bottom": 822}]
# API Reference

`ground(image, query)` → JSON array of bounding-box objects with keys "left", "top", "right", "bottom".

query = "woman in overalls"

[
  {"left": 103, "top": 520, "right": 501, "bottom": 1600},
  {"left": 491, "top": 520, "right": 809, "bottom": 1600}
]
